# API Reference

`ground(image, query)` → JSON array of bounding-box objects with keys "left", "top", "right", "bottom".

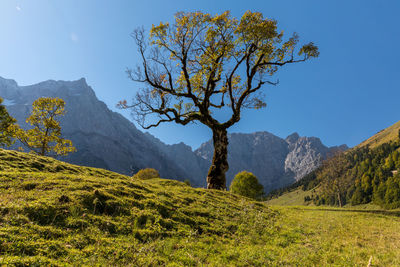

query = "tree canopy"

[
  {"left": 121, "top": 11, "right": 318, "bottom": 189},
  {"left": 0, "top": 97, "right": 16, "bottom": 147},
  {"left": 9, "top": 97, "right": 76, "bottom": 157},
  {"left": 133, "top": 168, "right": 160, "bottom": 180},
  {"left": 230, "top": 171, "right": 264, "bottom": 200},
  {"left": 121, "top": 11, "right": 318, "bottom": 129}
]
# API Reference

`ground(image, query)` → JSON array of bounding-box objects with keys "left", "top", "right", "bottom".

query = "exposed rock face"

[
  {"left": 285, "top": 133, "right": 329, "bottom": 181},
  {"left": 196, "top": 132, "right": 348, "bottom": 193},
  {"left": 0, "top": 76, "right": 206, "bottom": 186},
  {"left": 0, "top": 76, "right": 347, "bottom": 191}
]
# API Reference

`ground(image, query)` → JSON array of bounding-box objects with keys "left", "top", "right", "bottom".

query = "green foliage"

[
  {"left": 125, "top": 11, "right": 319, "bottom": 190},
  {"left": 8, "top": 97, "right": 76, "bottom": 156},
  {"left": 1, "top": 149, "right": 400, "bottom": 265},
  {"left": 127, "top": 11, "right": 319, "bottom": 128},
  {"left": 0, "top": 97, "right": 16, "bottom": 147},
  {"left": 230, "top": 171, "right": 264, "bottom": 200},
  {"left": 268, "top": 128, "right": 400, "bottom": 210},
  {"left": 306, "top": 140, "right": 400, "bottom": 209},
  {"left": 133, "top": 168, "right": 160, "bottom": 180},
  {"left": 317, "top": 152, "right": 352, "bottom": 207}
]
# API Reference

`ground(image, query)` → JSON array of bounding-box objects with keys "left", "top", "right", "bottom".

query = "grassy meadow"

[
  {"left": 0, "top": 149, "right": 400, "bottom": 266},
  {"left": 357, "top": 120, "right": 400, "bottom": 149}
]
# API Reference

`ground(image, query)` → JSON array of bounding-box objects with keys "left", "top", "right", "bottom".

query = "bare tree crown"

[{"left": 120, "top": 11, "right": 319, "bottom": 130}]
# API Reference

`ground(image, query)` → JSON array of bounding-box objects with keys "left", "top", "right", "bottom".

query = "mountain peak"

[
  {"left": 0, "top": 76, "right": 20, "bottom": 100},
  {"left": 34, "top": 77, "right": 88, "bottom": 87},
  {"left": 72, "top": 77, "right": 89, "bottom": 87},
  {"left": 0, "top": 76, "right": 18, "bottom": 88},
  {"left": 285, "top": 132, "right": 300, "bottom": 143}
]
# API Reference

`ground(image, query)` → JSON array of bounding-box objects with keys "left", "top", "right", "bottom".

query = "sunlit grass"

[
  {"left": 266, "top": 188, "right": 315, "bottom": 206},
  {"left": 357, "top": 120, "right": 400, "bottom": 149},
  {"left": 0, "top": 149, "right": 399, "bottom": 266}
]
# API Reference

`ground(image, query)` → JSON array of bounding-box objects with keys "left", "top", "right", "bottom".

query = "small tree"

[
  {"left": 318, "top": 152, "right": 352, "bottom": 207},
  {"left": 133, "top": 168, "right": 160, "bottom": 180},
  {"left": 0, "top": 97, "right": 16, "bottom": 147},
  {"left": 9, "top": 97, "right": 76, "bottom": 156},
  {"left": 120, "top": 11, "right": 318, "bottom": 189},
  {"left": 230, "top": 171, "right": 264, "bottom": 200}
]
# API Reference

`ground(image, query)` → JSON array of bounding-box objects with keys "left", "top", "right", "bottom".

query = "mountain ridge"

[
  {"left": 0, "top": 76, "right": 205, "bottom": 186},
  {"left": 357, "top": 120, "right": 400, "bottom": 149},
  {"left": 1, "top": 75, "right": 347, "bottom": 191},
  {"left": 195, "top": 131, "right": 347, "bottom": 192}
]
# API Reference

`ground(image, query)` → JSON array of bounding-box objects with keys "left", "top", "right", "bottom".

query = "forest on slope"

[{"left": 268, "top": 122, "right": 400, "bottom": 209}]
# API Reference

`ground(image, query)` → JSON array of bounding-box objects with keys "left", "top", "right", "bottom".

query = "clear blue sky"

[{"left": 1, "top": 0, "right": 399, "bottom": 149}]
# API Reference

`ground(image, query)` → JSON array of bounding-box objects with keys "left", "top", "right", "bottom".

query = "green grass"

[
  {"left": 266, "top": 187, "right": 386, "bottom": 210},
  {"left": 1, "top": 149, "right": 400, "bottom": 266},
  {"left": 357, "top": 120, "right": 400, "bottom": 149},
  {"left": 266, "top": 188, "right": 315, "bottom": 206}
]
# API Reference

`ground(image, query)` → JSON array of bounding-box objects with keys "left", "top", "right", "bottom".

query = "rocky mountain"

[
  {"left": 0, "top": 76, "right": 347, "bottom": 191},
  {"left": 284, "top": 132, "right": 348, "bottom": 181},
  {"left": 269, "top": 120, "right": 400, "bottom": 209},
  {"left": 0, "top": 76, "right": 206, "bottom": 186},
  {"left": 195, "top": 132, "right": 348, "bottom": 192}
]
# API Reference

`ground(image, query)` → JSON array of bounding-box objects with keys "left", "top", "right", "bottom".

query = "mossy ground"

[{"left": 1, "top": 149, "right": 400, "bottom": 266}]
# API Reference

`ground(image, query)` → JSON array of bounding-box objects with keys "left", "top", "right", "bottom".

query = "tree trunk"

[
  {"left": 337, "top": 191, "right": 342, "bottom": 207},
  {"left": 207, "top": 128, "right": 229, "bottom": 190}
]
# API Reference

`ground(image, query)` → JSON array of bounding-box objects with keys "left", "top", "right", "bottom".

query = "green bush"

[
  {"left": 133, "top": 168, "right": 160, "bottom": 180},
  {"left": 230, "top": 171, "right": 265, "bottom": 200}
]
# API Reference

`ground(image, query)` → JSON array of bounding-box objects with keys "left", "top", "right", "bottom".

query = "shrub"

[
  {"left": 133, "top": 168, "right": 160, "bottom": 180},
  {"left": 184, "top": 179, "right": 191, "bottom": 186},
  {"left": 230, "top": 171, "right": 265, "bottom": 200}
]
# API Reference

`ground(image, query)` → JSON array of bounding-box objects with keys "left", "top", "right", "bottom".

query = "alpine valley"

[{"left": 0, "top": 76, "right": 347, "bottom": 192}]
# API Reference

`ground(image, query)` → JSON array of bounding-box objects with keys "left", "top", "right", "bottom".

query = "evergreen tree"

[{"left": 311, "top": 138, "right": 400, "bottom": 209}]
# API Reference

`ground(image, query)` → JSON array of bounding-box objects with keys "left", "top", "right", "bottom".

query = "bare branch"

[{"left": 125, "top": 11, "right": 318, "bottom": 131}]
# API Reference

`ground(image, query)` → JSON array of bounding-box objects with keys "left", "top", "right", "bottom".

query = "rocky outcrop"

[
  {"left": 284, "top": 132, "right": 347, "bottom": 181},
  {"left": 196, "top": 132, "right": 348, "bottom": 193}
]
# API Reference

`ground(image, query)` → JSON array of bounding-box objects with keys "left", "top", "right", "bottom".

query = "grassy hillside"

[
  {"left": 266, "top": 188, "right": 314, "bottom": 206},
  {"left": 1, "top": 149, "right": 400, "bottom": 266},
  {"left": 358, "top": 120, "right": 400, "bottom": 149},
  {"left": 267, "top": 187, "right": 385, "bottom": 210}
]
